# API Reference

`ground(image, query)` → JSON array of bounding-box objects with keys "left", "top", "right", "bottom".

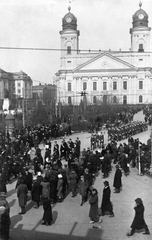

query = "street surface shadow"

[
  {"left": 52, "top": 211, "right": 58, "bottom": 223},
  {"left": 7, "top": 188, "right": 16, "bottom": 197},
  {"left": 10, "top": 215, "right": 22, "bottom": 229},
  {"left": 9, "top": 199, "right": 16, "bottom": 208},
  {"left": 26, "top": 201, "right": 34, "bottom": 212},
  {"left": 10, "top": 222, "right": 103, "bottom": 240}
]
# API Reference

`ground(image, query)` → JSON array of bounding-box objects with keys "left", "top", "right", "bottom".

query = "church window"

[
  {"left": 113, "top": 96, "right": 117, "bottom": 103},
  {"left": 93, "top": 82, "right": 97, "bottom": 91},
  {"left": 68, "top": 83, "right": 71, "bottom": 91},
  {"left": 67, "top": 46, "right": 71, "bottom": 54},
  {"left": 123, "top": 95, "right": 127, "bottom": 105},
  {"left": 83, "top": 82, "right": 87, "bottom": 90},
  {"left": 138, "top": 44, "right": 144, "bottom": 52},
  {"left": 113, "top": 81, "right": 117, "bottom": 90},
  {"left": 123, "top": 81, "right": 127, "bottom": 90},
  {"left": 103, "top": 95, "right": 107, "bottom": 104},
  {"left": 139, "top": 95, "right": 143, "bottom": 103},
  {"left": 18, "top": 89, "right": 21, "bottom": 94},
  {"left": 67, "top": 61, "right": 71, "bottom": 63},
  {"left": 103, "top": 82, "right": 107, "bottom": 90},
  {"left": 68, "top": 96, "right": 72, "bottom": 104},
  {"left": 93, "top": 96, "right": 97, "bottom": 104},
  {"left": 139, "top": 81, "right": 143, "bottom": 89},
  {"left": 18, "top": 82, "right": 21, "bottom": 87},
  {"left": 139, "top": 59, "right": 143, "bottom": 61}
]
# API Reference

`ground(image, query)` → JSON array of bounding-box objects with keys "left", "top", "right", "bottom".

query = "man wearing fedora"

[{"left": 127, "top": 198, "right": 150, "bottom": 236}]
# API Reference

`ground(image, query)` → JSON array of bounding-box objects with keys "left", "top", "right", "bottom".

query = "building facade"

[
  {"left": 0, "top": 69, "right": 33, "bottom": 100},
  {"left": 33, "top": 83, "right": 57, "bottom": 106},
  {"left": 55, "top": 3, "right": 152, "bottom": 105}
]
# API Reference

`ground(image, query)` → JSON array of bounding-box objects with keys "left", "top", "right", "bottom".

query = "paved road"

[{"left": 7, "top": 110, "right": 152, "bottom": 240}]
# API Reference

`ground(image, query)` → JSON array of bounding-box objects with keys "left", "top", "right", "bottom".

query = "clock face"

[
  {"left": 66, "top": 17, "right": 72, "bottom": 23},
  {"left": 138, "top": 13, "right": 144, "bottom": 20}
]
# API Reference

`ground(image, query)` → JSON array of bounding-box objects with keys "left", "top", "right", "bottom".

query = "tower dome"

[
  {"left": 62, "top": 6, "right": 77, "bottom": 31},
  {"left": 132, "top": 2, "right": 148, "bottom": 28}
]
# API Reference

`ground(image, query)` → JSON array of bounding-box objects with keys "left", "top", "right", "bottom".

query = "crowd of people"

[{"left": 0, "top": 115, "right": 151, "bottom": 239}]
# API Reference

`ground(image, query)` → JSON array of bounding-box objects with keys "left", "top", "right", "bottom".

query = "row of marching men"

[{"left": 107, "top": 121, "right": 148, "bottom": 142}]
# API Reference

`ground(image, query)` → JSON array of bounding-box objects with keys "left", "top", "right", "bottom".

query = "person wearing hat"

[
  {"left": 127, "top": 198, "right": 150, "bottom": 236},
  {"left": 100, "top": 181, "right": 114, "bottom": 217},
  {"left": 0, "top": 192, "right": 11, "bottom": 240}
]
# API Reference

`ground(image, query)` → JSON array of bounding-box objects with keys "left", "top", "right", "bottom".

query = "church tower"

[
  {"left": 59, "top": 6, "right": 80, "bottom": 70},
  {"left": 130, "top": 2, "right": 151, "bottom": 53}
]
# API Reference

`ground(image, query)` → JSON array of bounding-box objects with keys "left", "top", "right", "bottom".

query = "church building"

[{"left": 55, "top": 3, "right": 152, "bottom": 105}]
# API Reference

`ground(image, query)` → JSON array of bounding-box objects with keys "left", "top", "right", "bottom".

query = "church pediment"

[{"left": 74, "top": 52, "right": 138, "bottom": 72}]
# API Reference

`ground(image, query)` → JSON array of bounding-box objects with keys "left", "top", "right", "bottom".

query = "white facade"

[{"left": 55, "top": 5, "right": 152, "bottom": 105}]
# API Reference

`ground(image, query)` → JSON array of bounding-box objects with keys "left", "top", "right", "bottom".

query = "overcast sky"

[{"left": 0, "top": 0, "right": 152, "bottom": 85}]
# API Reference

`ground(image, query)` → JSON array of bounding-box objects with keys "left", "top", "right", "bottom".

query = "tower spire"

[{"left": 139, "top": 1, "right": 142, "bottom": 8}]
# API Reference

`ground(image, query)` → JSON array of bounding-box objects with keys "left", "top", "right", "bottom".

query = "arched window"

[
  {"left": 68, "top": 96, "right": 72, "bottom": 104},
  {"left": 139, "top": 95, "right": 143, "bottom": 103},
  {"left": 123, "top": 95, "right": 127, "bottom": 105},
  {"left": 66, "top": 41, "right": 72, "bottom": 55},
  {"left": 103, "top": 95, "right": 107, "bottom": 104},
  {"left": 113, "top": 96, "right": 117, "bottom": 104},
  {"left": 93, "top": 96, "right": 97, "bottom": 104}
]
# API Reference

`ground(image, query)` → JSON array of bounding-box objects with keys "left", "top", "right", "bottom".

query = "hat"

[
  {"left": 58, "top": 174, "right": 62, "bottom": 178},
  {"left": 103, "top": 181, "right": 109, "bottom": 186},
  {"left": 135, "top": 198, "right": 142, "bottom": 204},
  {"left": 37, "top": 172, "right": 41, "bottom": 176}
]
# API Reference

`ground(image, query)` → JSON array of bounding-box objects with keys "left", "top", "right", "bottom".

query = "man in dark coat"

[
  {"left": 113, "top": 165, "right": 122, "bottom": 193},
  {"left": 127, "top": 198, "right": 150, "bottom": 236},
  {"left": 100, "top": 181, "right": 114, "bottom": 217}
]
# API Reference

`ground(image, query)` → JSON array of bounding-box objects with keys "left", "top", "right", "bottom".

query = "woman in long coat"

[
  {"left": 127, "top": 198, "right": 150, "bottom": 236},
  {"left": 0, "top": 192, "right": 11, "bottom": 240},
  {"left": 89, "top": 188, "right": 99, "bottom": 223},
  {"left": 113, "top": 165, "right": 122, "bottom": 193},
  {"left": 100, "top": 181, "right": 114, "bottom": 217},
  {"left": 17, "top": 179, "right": 28, "bottom": 214}
]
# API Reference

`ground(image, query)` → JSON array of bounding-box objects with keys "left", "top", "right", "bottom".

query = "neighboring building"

[
  {"left": 32, "top": 83, "right": 57, "bottom": 106},
  {"left": 0, "top": 69, "right": 33, "bottom": 100},
  {"left": 55, "top": 3, "right": 152, "bottom": 105}
]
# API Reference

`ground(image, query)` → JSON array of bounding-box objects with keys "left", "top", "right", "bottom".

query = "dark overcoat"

[
  {"left": 69, "top": 171, "right": 78, "bottom": 191},
  {"left": 42, "top": 198, "right": 52, "bottom": 223},
  {"left": 31, "top": 181, "right": 42, "bottom": 202},
  {"left": 101, "top": 186, "right": 113, "bottom": 212},
  {"left": 17, "top": 183, "right": 28, "bottom": 207},
  {"left": 89, "top": 194, "right": 98, "bottom": 221},
  {"left": 113, "top": 169, "right": 122, "bottom": 189},
  {"left": 131, "top": 203, "right": 146, "bottom": 230}
]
